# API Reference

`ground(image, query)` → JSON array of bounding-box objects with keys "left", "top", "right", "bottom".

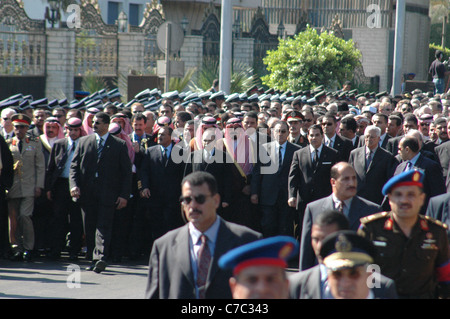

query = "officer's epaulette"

[
  {"left": 360, "top": 211, "right": 389, "bottom": 224},
  {"left": 27, "top": 135, "right": 40, "bottom": 142},
  {"left": 424, "top": 215, "right": 449, "bottom": 229},
  {"left": 6, "top": 138, "right": 12, "bottom": 144}
]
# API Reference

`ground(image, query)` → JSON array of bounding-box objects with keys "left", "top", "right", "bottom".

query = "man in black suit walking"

[
  {"left": 70, "top": 112, "right": 132, "bottom": 273},
  {"left": 299, "top": 162, "right": 382, "bottom": 270},
  {"left": 349, "top": 125, "right": 398, "bottom": 205},
  {"left": 288, "top": 124, "right": 339, "bottom": 239},
  {"left": 251, "top": 120, "right": 301, "bottom": 238},
  {"left": 46, "top": 117, "right": 85, "bottom": 260}
]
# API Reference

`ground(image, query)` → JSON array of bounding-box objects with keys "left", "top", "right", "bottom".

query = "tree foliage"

[{"left": 262, "top": 27, "right": 362, "bottom": 91}]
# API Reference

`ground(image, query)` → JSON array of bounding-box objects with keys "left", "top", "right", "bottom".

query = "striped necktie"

[{"left": 196, "top": 234, "right": 211, "bottom": 299}]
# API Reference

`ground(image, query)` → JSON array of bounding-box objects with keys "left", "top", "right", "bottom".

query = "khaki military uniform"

[
  {"left": 6, "top": 135, "right": 45, "bottom": 252},
  {"left": 358, "top": 211, "right": 450, "bottom": 299}
]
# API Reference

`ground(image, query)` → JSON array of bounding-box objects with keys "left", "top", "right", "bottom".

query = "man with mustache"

[
  {"left": 145, "top": 171, "right": 261, "bottom": 299},
  {"left": 358, "top": 169, "right": 450, "bottom": 299},
  {"left": 299, "top": 162, "right": 382, "bottom": 271}
]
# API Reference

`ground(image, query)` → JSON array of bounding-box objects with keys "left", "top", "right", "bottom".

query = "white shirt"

[{"left": 188, "top": 216, "right": 221, "bottom": 298}]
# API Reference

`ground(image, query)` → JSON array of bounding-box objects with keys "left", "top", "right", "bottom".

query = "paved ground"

[
  {"left": 0, "top": 254, "right": 149, "bottom": 299},
  {"left": 0, "top": 252, "right": 300, "bottom": 300}
]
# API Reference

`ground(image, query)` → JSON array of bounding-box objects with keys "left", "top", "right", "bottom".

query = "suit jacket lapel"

[
  {"left": 175, "top": 225, "right": 195, "bottom": 287},
  {"left": 302, "top": 266, "right": 322, "bottom": 299},
  {"left": 207, "top": 218, "right": 232, "bottom": 289}
]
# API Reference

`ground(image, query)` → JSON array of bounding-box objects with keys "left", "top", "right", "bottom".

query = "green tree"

[{"left": 262, "top": 27, "right": 362, "bottom": 91}]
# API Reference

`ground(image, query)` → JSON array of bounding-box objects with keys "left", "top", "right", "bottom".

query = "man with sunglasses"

[
  {"left": 145, "top": 171, "right": 261, "bottom": 299},
  {"left": 70, "top": 112, "right": 132, "bottom": 273}
]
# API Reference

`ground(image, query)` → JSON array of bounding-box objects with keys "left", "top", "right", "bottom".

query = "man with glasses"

[
  {"left": 321, "top": 112, "right": 353, "bottom": 162},
  {"left": 145, "top": 171, "right": 261, "bottom": 299},
  {"left": 1, "top": 108, "right": 17, "bottom": 140},
  {"left": 70, "top": 112, "right": 132, "bottom": 273}
]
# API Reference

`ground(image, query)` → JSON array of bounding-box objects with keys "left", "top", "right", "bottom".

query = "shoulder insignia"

[
  {"left": 424, "top": 215, "right": 448, "bottom": 229},
  {"left": 360, "top": 211, "right": 389, "bottom": 224}
]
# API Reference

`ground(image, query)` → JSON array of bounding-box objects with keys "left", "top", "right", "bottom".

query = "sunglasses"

[
  {"left": 322, "top": 123, "right": 334, "bottom": 126},
  {"left": 304, "top": 119, "right": 313, "bottom": 122},
  {"left": 329, "top": 268, "right": 362, "bottom": 280},
  {"left": 179, "top": 194, "right": 212, "bottom": 205}
]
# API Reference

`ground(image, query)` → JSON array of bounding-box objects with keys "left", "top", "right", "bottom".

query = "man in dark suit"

[
  {"left": 299, "top": 162, "right": 382, "bottom": 271},
  {"left": 145, "top": 171, "right": 261, "bottom": 299},
  {"left": 288, "top": 124, "right": 339, "bottom": 239},
  {"left": 339, "top": 115, "right": 359, "bottom": 149},
  {"left": 426, "top": 193, "right": 450, "bottom": 241},
  {"left": 392, "top": 136, "right": 446, "bottom": 214},
  {"left": 45, "top": 117, "right": 84, "bottom": 260},
  {"left": 349, "top": 125, "right": 398, "bottom": 205},
  {"left": 139, "top": 125, "right": 185, "bottom": 240},
  {"left": 321, "top": 112, "right": 353, "bottom": 161},
  {"left": 70, "top": 112, "right": 132, "bottom": 273},
  {"left": 251, "top": 120, "right": 301, "bottom": 238},
  {"left": 184, "top": 127, "right": 233, "bottom": 212},
  {"left": 127, "top": 112, "right": 157, "bottom": 260}
]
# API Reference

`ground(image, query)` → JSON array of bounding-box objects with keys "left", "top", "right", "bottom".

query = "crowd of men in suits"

[{"left": 1, "top": 81, "right": 450, "bottom": 296}]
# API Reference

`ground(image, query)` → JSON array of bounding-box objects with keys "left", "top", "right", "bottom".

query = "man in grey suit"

[
  {"left": 299, "top": 162, "right": 382, "bottom": 271},
  {"left": 70, "top": 112, "right": 132, "bottom": 273},
  {"left": 251, "top": 120, "right": 301, "bottom": 238},
  {"left": 349, "top": 125, "right": 398, "bottom": 205},
  {"left": 145, "top": 171, "right": 261, "bottom": 299}
]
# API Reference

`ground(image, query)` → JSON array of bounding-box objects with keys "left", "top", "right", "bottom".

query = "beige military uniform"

[{"left": 6, "top": 135, "right": 45, "bottom": 252}]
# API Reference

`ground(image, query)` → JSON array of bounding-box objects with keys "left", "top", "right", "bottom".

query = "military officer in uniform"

[
  {"left": 6, "top": 114, "right": 45, "bottom": 261},
  {"left": 358, "top": 169, "right": 450, "bottom": 299}
]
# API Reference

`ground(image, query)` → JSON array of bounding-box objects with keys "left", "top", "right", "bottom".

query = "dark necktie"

[
  {"left": 313, "top": 149, "right": 319, "bottom": 168},
  {"left": 162, "top": 147, "right": 168, "bottom": 165},
  {"left": 278, "top": 145, "right": 283, "bottom": 169},
  {"left": 404, "top": 161, "right": 412, "bottom": 171},
  {"left": 18, "top": 140, "right": 23, "bottom": 153},
  {"left": 366, "top": 150, "right": 373, "bottom": 170},
  {"left": 97, "top": 137, "right": 104, "bottom": 157},
  {"left": 196, "top": 234, "right": 211, "bottom": 299}
]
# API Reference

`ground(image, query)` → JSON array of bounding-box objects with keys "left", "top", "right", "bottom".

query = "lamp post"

[
  {"left": 117, "top": 11, "right": 128, "bottom": 33},
  {"left": 181, "top": 16, "right": 189, "bottom": 35},
  {"left": 45, "top": 0, "right": 61, "bottom": 29},
  {"left": 233, "top": 19, "right": 241, "bottom": 39},
  {"left": 277, "top": 20, "right": 285, "bottom": 39}
]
